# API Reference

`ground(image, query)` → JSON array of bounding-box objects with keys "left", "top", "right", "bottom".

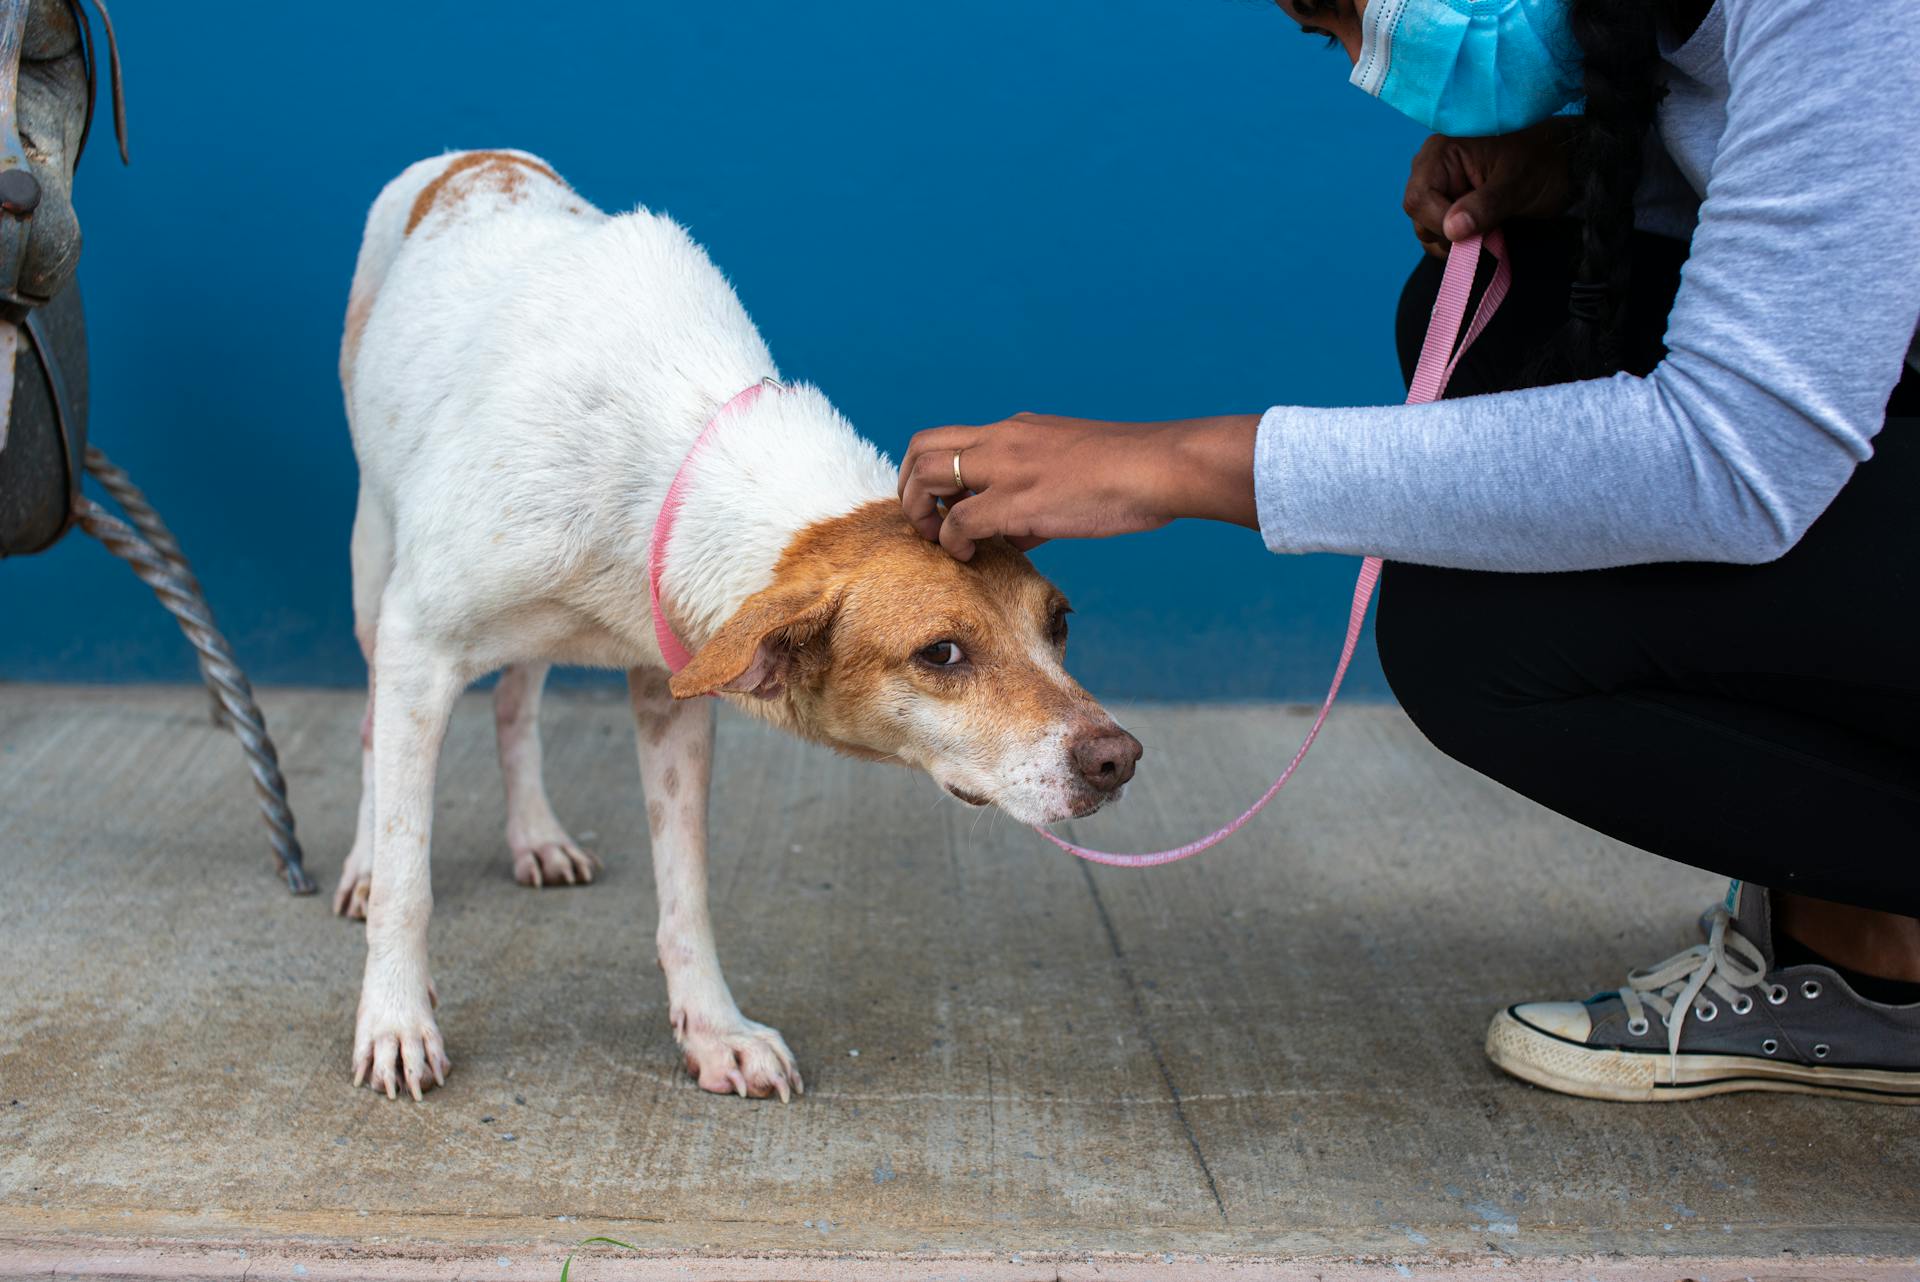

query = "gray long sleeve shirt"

[{"left": 1253, "top": 0, "right": 1920, "bottom": 572}]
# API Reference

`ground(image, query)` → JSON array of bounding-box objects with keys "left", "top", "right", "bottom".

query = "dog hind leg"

[
  {"left": 494, "top": 661, "right": 600, "bottom": 887},
  {"left": 335, "top": 487, "right": 391, "bottom": 919}
]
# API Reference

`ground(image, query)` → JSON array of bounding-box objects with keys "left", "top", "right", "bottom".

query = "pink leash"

[
  {"left": 651, "top": 237, "right": 1508, "bottom": 868},
  {"left": 1039, "top": 232, "right": 1510, "bottom": 867}
]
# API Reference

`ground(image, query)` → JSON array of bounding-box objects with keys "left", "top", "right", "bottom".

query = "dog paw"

[
  {"left": 510, "top": 837, "right": 602, "bottom": 888},
  {"left": 677, "top": 1012, "right": 803, "bottom": 1102},
  {"left": 333, "top": 846, "right": 372, "bottom": 919},
  {"left": 352, "top": 989, "right": 449, "bottom": 1102}
]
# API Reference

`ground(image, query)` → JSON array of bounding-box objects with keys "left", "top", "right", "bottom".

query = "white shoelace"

[{"left": 1618, "top": 906, "right": 1771, "bottom": 1083}]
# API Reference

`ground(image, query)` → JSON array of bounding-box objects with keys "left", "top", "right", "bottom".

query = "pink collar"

[{"left": 647, "top": 378, "right": 780, "bottom": 673}]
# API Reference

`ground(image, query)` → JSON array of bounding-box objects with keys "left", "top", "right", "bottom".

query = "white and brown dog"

[{"left": 336, "top": 150, "right": 1142, "bottom": 1102}]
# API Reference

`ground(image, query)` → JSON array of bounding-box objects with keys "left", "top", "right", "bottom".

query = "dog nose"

[{"left": 1070, "top": 727, "right": 1141, "bottom": 793}]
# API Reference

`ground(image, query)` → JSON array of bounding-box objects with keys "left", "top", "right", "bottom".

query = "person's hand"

[
  {"left": 897, "top": 413, "right": 1258, "bottom": 561},
  {"left": 1402, "top": 121, "right": 1575, "bottom": 257}
]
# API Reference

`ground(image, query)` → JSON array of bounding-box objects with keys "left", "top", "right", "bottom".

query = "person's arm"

[
  {"left": 898, "top": 413, "right": 1258, "bottom": 561},
  {"left": 905, "top": 0, "right": 1920, "bottom": 573},
  {"left": 1255, "top": 0, "right": 1919, "bottom": 572},
  {"left": 897, "top": 125, "right": 1578, "bottom": 562}
]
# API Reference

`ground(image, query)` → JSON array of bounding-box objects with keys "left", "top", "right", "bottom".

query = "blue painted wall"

[{"left": 0, "top": 0, "right": 1427, "bottom": 700}]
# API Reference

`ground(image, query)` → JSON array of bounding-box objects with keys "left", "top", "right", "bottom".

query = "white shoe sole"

[{"left": 1486, "top": 1007, "right": 1920, "bottom": 1104}]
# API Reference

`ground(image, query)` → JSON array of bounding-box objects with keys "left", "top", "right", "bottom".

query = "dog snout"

[{"left": 1069, "top": 726, "right": 1141, "bottom": 793}]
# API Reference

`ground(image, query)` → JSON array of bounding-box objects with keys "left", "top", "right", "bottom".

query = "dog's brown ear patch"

[{"left": 669, "top": 585, "right": 841, "bottom": 701}]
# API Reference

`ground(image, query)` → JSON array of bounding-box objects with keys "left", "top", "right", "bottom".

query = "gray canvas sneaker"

[{"left": 1487, "top": 881, "right": 1920, "bottom": 1103}]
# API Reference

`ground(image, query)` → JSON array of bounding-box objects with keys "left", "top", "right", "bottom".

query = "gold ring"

[{"left": 952, "top": 450, "right": 966, "bottom": 492}]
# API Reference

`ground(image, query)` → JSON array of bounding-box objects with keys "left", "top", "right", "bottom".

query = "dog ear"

[{"left": 669, "top": 585, "right": 842, "bottom": 700}]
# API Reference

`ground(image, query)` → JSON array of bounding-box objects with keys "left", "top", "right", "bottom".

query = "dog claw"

[
  {"left": 679, "top": 1015, "right": 801, "bottom": 1102},
  {"left": 331, "top": 873, "right": 373, "bottom": 921},
  {"left": 512, "top": 840, "right": 600, "bottom": 890},
  {"left": 333, "top": 868, "right": 373, "bottom": 920},
  {"left": 353, "top": 997, "right": 448, "bottom": 1102}
]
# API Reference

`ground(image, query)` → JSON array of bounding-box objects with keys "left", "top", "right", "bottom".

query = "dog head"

[{"left": 669, "top": 501, "right": 1140, "bottom": 824}]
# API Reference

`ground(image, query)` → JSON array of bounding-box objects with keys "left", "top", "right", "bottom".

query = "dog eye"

[
  {"left": 916, "top": 640, "right": 966, "bottom": 668},
  {"left": 1048, "top": 607, "right": 1071, "bottom": 646}
]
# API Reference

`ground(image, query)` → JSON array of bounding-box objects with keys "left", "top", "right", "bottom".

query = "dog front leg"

[
  {"left": 627, "top": 667, "right": 801, "bottom": 1102},
  {"left": 352, "top": 619, "right": 461, "bottom": 1101}
]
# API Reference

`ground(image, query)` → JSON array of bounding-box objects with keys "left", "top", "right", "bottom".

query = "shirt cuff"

[{"left": 1253, "top": 404, "right": 1330, "bottom": 556}]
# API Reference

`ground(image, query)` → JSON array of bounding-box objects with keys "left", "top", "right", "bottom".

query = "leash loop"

[{"left": 1039, "top": 232, "right": 1510, "bottom": 867}]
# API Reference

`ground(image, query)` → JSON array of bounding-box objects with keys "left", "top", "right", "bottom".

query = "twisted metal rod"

[
  {"left": 74, "top": 484, "right": 316, "bottom": 894},
  {"left": 82, "top": 445, "right": 198, "bottom": 587},
  {"left": 82, "top": 445, "right": 225, "bottom": 726}
]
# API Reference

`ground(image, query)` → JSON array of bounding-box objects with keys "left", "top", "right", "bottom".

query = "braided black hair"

[{"left": 1526, "top": 0, "right": 1664, "bottom": 385}]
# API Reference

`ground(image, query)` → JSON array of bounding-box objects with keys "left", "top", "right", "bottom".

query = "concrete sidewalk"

[{"left": 1, "top": 684, "right": 1915, "bottom": 1281}]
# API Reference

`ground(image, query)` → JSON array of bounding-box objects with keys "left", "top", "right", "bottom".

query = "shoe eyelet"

[
  {"left": 1761, "top": 1038, "right": 1779, "bottom": 1055},
  {"left": 1766, "top": 983, "right": 1789, "bottom": 1005},
  {"left": 1801, "top": 980, "right": 1822, "bottom": 1000},
  {"left": 1730, "top": 995, "right": 1753, "bottom": 1015},
  {"left": 1627, "top": 1017, "right": 1650, "bottom": 1036},
  {"left": 1814, "top": 1043, "right": 1830, "bottom": 1059},
  {"left": 1695, "top": 1001, "right": 1718, "bottom": 1022}
]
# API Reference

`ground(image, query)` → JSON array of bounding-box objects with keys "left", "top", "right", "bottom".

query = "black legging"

[{"left": 1376, "top": 220, "right": 1920, "bottom": 918}]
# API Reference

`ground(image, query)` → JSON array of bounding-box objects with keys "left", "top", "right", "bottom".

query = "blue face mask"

[{"left": 1348, "top": 0, "right": 1584, "bottom": 138}]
